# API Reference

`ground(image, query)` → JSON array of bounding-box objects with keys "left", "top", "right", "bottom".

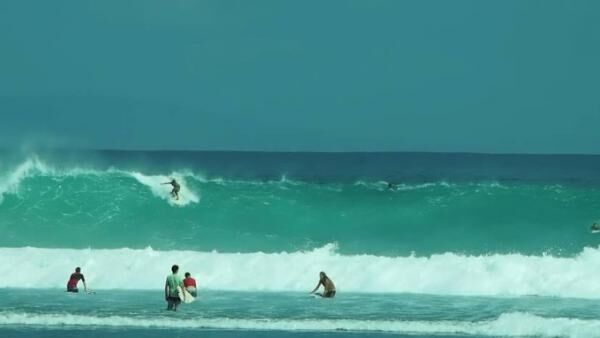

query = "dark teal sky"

[{"left": 1, "top": 0, "right": 599, "bottom": 152}]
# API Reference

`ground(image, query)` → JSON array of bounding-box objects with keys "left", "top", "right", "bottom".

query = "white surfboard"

[{"left": 177, "top": 286, "right": 195, "bottom": 304}]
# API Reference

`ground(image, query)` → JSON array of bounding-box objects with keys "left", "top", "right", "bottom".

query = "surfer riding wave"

[{"left": 162, "top": 179, "right": 180, "bottom": 200}]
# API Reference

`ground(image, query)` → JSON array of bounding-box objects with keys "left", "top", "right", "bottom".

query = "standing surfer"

[
  {"left": 165, "top": 264, "right": 185, "bottom": 311},
  {"left": 66, "top": 267, "right": 88, "bottom": 293},
  {"left": 162, "top": 178, "right": 180, "bottom": 200},
  {"left": 183, "top": 272, "right": 198, "bottom": 297}
]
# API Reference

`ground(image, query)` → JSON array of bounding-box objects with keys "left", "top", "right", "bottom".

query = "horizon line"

[{"left": 2, "top": 147, "right": 600, "bottom": 157}]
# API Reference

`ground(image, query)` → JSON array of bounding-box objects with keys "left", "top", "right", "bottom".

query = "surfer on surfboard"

[{"left": 162, "top": 179, "right": 180, "bottom": 200}]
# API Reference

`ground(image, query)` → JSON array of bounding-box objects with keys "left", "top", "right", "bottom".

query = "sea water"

[{"left": 1, "top": 150, "right": 600, "bottom": 338}]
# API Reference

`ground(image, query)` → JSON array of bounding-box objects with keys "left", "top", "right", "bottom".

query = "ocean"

[{"left": 1, "top": 150, "right": 600, "bottom": 338}]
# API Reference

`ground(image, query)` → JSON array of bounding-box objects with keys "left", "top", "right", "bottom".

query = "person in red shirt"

[
  {"left": 183, "top": 272, "right": 197, "bottom": 297},
  {"left": 66, "top": 267, "right": 87, "bottom": 293}
]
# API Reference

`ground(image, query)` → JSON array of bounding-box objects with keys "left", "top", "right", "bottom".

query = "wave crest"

[{"left": 1, "top": 311, "right": 598, "bottom": 337}]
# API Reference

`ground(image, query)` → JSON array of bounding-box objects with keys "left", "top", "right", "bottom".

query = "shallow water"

[{"left": 2, "top": 289, "right": 600, "bottom": 338}]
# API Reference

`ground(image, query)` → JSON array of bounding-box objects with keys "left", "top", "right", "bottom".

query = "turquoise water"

[
  {"left": 2, "top": 155, "right": 600, "bottom": 255},
  {"left": 3, "top": 290, "right": 600, "bottom": 338},
  {"left": 2, "top": 151, "right": 600, "bottom": 337}
]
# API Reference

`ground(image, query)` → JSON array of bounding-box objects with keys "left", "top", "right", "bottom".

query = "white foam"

[
  {"left": 0, "top": 312, "right": 598, "bottom": 337},
  {"left": 2, "top": 245, "right": 600, "bottom": 299}
]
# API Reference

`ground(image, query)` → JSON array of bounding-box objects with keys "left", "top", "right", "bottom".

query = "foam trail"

[
  {"left": 0, "top": 312, "right": 598, "bottom": 337},
  {"left": 3, "top": 245, "right": 600, "bottom": 298}
]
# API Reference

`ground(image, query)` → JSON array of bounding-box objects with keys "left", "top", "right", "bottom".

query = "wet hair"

[
  {"left": 185, "top": 272, "right": 191, "bottom": 278},
  {"left": 75, "top": 267, "right": 81, "bottom": 273},
  {"left": 171, "top": 265, "right": 179, "bottom": 273},
  {"left": 320, "top": 271, "right": 327, "bottom": 278}
]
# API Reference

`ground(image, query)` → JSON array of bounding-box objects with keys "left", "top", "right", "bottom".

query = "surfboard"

[{"left": 177, "top": 286, "right": 195, "bottom": 304}]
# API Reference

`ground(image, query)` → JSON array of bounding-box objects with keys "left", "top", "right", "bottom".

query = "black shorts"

[
  {"left": 67, "top": 288, "right": 79, "bottom": 293},
  {"left": 323, "top": 290, "right": 336, "bottom": 298},
  {"left": 167, "top": 296, "right": 181, "bottom": 304}
]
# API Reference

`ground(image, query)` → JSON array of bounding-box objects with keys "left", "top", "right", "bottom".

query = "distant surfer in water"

[
  {"left": 591, "top": 223, "right": 600, "bottom": 232},
  {"left": 66, "top": 267, "right": 87, "bottom": 293},
  {"left": 310, "top": 271, "right": 336, "bottom": 298},
  {"left": 162, "top": 179, "right": 180, "bottom": 200}
]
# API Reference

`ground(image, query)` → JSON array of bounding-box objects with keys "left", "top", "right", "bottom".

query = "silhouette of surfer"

[{"left": 162, "top": 179, "right": 180, "bottom": 200}]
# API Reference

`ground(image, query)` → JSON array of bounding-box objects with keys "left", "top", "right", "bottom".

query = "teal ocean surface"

[{"left": 1, "top": 151, "right": 600, "bottom": 338}]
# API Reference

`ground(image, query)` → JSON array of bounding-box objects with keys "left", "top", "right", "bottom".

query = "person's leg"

[{"left": 173, "top": 298, "right": 181, "bottom": 311}]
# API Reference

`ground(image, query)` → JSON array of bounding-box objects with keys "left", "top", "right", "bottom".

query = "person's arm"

[
  {"left": 310, "top": 280, "right": 322, "bottom": 294},
  {"left": 81, "top": 275, "right": 88, "bottom": 292},
  {"left": 165, "top": 279, "right": 170, "bottom": 300}
]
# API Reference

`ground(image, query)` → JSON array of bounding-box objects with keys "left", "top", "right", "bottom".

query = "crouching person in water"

[
  {"left": 66, "top": 267, "right": 87, "bottom": 293},
  {"left": 310, "top": 271, "right": 336, "bottom": 298},
  {"left": 183, "top": 272, "right": 198, "bottom": 297},
  {"left": 165, "top": 264, "right": 185, "bottom": 311}
]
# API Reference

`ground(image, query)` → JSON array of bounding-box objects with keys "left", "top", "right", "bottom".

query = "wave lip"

[
  {"left": 0, "top": 157, "right": 50, "bottom": 202},
  {"left": 3, "top": 245, "right": 600, "bottom": 299},
  {"left": 0, "top": 157, "right": 200, "bottom": 206},
  {"left": 0, "top": 312, "right": 598, "bottom": 337}
]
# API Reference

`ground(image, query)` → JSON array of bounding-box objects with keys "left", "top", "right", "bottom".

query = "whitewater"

[
  {"left": 2, "top": 151, "right": 600, "bottom": 338},
  {"left": 2, "top": 245, "right": 600, "bottom": 298}
]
